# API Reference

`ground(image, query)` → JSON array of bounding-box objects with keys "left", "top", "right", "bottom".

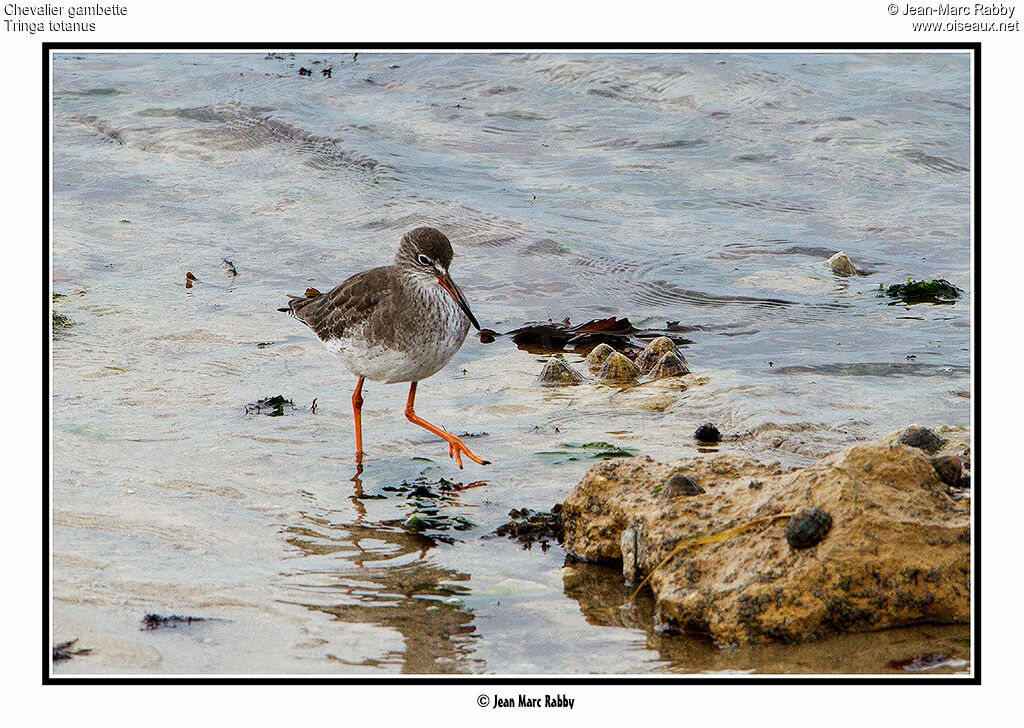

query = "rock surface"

[{"left": 562, "top": 436, "right": 970, "bottom": 646}]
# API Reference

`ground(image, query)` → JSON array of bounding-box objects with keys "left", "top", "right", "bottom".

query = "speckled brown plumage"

[
  {"left": 279, "top": 227, "right": 489, "bottom": 467},
  {"left": 286, "top": 265, "right": 398, "bottom": 348}
]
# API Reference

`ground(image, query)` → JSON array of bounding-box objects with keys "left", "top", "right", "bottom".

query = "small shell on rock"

[
  {"left": 897, "top": 426, "right": 947, "bottom": 454},
  {"left": 929, "top": 454, "right": 963, "bottom": 488},
  {"left": 537, "top": 357, "right": 584, "bottom": 386},
  {"left": 827, "top": 251, "right": 858, "bottom": 276},
  {"left": 635, "top": 336, "right": 678, "bottom": 373},
  {"left": 785, "top": 507, "right": 833, "bottom": 550},
  {"left": 661, "top": 472, "right": 705, "bottom": 497},
  {"left": 649, "top": 350, "right": 690, "bottom": 379},
  {"left": 598, "top": 351, "right": 639, "bottom": 383},
  {"left": 585, "top": 343, "right": 616, "bottom": 374},
  {"left": 693, "top": 423, "right": 721, "bottom": 443}
]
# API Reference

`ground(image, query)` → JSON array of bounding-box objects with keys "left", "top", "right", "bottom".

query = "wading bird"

[{"left": 280, "top": 227, "right": 489, "bottom": 468}]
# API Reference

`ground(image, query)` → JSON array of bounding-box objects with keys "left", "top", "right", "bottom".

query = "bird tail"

[{"left": 278, "top": 287, "right": 323, "bottom": 316}]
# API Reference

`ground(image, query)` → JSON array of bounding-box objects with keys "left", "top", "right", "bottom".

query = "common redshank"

[{"left": 280, "top": 227, "right": 490, "bottom": 468}]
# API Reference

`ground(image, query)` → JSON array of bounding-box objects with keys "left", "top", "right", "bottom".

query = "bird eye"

[{"left": 417, "top": 254, "right": 431, "bottom": 266}]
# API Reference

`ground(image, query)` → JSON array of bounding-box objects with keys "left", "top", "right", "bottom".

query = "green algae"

[{"left": 881, "top": 278, "right": 962, "bottom": 305}]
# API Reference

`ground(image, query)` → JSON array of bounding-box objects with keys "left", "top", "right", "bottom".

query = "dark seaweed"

[
  {"left": 245, "top": 394, "right": 296, "bottom": 416},
  {"left": 534, "top": 442, "right": 637, "bottom": 464},
  {"left": 52, "top": 311, "right": 74, "bottom": 329},
  {"left": 492, "top": 504, "right": 564, "bottom": 551},
  {"left": 374, "top": 476, "right": 481, "bottom": 544},
  {"left": 141, "top": 614, "right": 208, "bottom": 630},
  {"left": 881, "top": 279, "right": 961, "bottom": 305},
  {"left": 52, "top": 292, "right": 75, "bottom": 330},
  {"left": 500, "top": 316, "right": 691, "bottom": 355},
  {"left": 53, "top": 638, "right": 91, "bottom": 661}
]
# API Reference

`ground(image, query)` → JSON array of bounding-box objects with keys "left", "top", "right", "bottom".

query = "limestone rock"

[{"left": 562, "top": 436, "right": 970, "bottom": 646}]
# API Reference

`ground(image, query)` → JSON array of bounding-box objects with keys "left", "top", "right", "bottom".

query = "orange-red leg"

[
  {"left": 352, "top": 376, "right": 365, "bottom": 463},
  {"left": 404, "top": 381, "right": 490, "bottom": 468}
]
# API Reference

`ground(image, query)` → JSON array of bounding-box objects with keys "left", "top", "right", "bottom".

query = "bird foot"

[{"left": 445, "top": 436, "right": 490, "bottom": 468}]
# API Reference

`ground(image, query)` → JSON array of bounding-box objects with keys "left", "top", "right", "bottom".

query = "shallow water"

[{"left": 51, "top": 52, "right": 972, "bottom": 674}]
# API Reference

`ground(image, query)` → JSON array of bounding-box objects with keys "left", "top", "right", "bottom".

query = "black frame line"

[{"left": 43, "top": 41, "right": 981, "bottom": 686}]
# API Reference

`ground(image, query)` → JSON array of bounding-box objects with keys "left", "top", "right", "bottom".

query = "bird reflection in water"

[{"left": 279, "top": 465, "right": 483, "bottom": 673}]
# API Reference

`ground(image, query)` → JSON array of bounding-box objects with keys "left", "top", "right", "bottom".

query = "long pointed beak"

[{"left": 436, "top": 272, "right": 481, "bottom": 331}]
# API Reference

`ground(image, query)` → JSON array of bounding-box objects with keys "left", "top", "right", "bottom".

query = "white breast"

[{"left": 321, "top": 281, "right": 471, "bottom": 384}]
